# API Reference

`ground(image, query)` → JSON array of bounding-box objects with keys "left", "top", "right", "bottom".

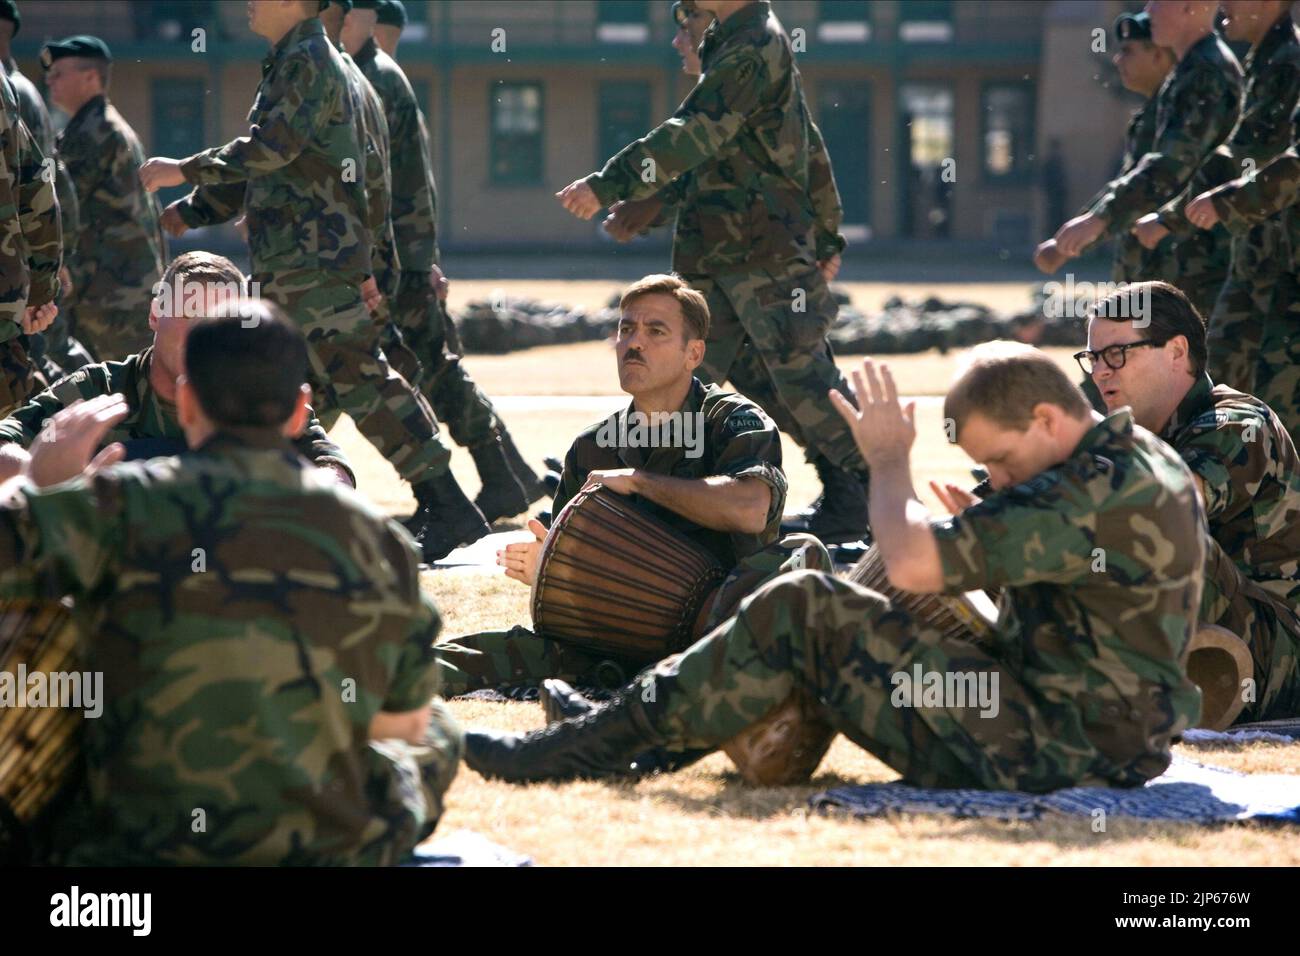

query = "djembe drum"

[{"left": 0, "top": 598, "right": 82, "bottom": 862}]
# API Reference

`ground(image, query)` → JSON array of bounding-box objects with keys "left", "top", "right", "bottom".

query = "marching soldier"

[
  {"left": 1053, "top": 0, "right": 1242, "bottom": 321},
  {"left": 41, "top": 35, "right": 165, "bottom": 361},
  {"left": 141, "top": 0, "right": 488, "bottom": 562},
  {"left": 344, "top": 0, "right": 548, "bottom": 521},
  {"left": 556, "top": 0, "right": 870, "bottom": 543}
]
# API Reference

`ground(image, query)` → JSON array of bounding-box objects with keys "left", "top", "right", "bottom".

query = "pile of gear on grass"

[{"left": 453, "top": 286, "right": 1094, "bottom": 355}]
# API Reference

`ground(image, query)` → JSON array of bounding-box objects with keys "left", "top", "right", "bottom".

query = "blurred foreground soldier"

[
  {"left": 1186, "top": 8, "right": 1300, "bottom": 445},
  {"left": 559, "top": 0, "right": 870, "bottom": 544},
  {"left": 0, "top": 252, "right": 353, "bottom": 485},
  {"left": 1082, "top": 281, "right": 1300, "bottom": 721},
  {"left": 141, "top": 0, "right": 488, "bottom": 561},
  {"left": 464, "top": 344, "right": 1206, "bottom": 790},
  {"left": 1150, "top": 0, "right": 1300, "bottom": 404},
  {"left": 345, "top": 0, "right": 547, "bottom": 521},
  {"left": 41, "top": 34, "right": 165, "bottom": 360},
  {"left": 374, "top": 0, "right": 406, "bottom": 56},
  {"left": 0, "top": 68, "right": 60, "bottom": 413},
  {"left": 437, "top": 275, "right": 824, "bottom": 703},
  {"left": 0, "top": 0, "right": 84, "bottom": 376},
  {"left": 1052, "top": 0, "right": 1241, "bottom": 320},
  {"left": 0, "top": 302, "right": 461, "bottom": 866},
  {"left": 1034, "top": 10, "right": 1177, "bottom": 284}
]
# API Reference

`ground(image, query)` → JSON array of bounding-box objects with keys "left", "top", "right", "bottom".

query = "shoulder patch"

[{"left": 722, "top": 408, "right": 769, "bottom": 435}]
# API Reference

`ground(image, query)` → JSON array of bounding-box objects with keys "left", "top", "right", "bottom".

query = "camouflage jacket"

[
  {"left": 1163, "top": 15, "right": 1300, "bottom": 281},
  {"left": 0, "top": 346, "right": 353, "bottom": 481},
  {"left": 553, "top": 377, "right": 787, "bottom": 568},
  {"left": 1160, "top": 374, "right": 1300, "bottom": 617},
  {"left": 1080, "top": 96, "right": 1177, "bottom": 283},
  {"left": 933, "top": 409, "right": 1205, "bottom": 786},
  {"left": 0, "top": 432, "right": 443, "bottom": 865},
  {"left": 341, "top": 47, "right": 399, "bottom": 297},
  {"left": 353, "top": 36, "right": 439, "bottom": 274},
  {"left": 1089, "top": 33, "right": 1241, "bottom": 281},
  {"left": 4, "top": 59, "right": 78, "bottom": 257},
  {"left": 585, "top": 1, "right": 829, "bottom": 276},
  {"left": 57, "top": 94, "right": 165, "bottom": 316},
  {"left": 178, "top": 17, "right": 371, "bottom": 282},
  {"left": 0, "top": 72, "right": 60, "bottom": 339}
]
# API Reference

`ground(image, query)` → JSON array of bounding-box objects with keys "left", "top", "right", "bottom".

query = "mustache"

[{"left": 622, "top": 352, "right": 646, "bottom": 365}]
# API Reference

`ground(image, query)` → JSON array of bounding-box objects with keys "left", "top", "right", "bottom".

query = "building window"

[
  {"left": 133, "top": 1, "right": 217, "bottom": 41},
  {"left": 899, "top": 0, "right": 953, "bottom": 43},
  {"left": 597, "top": 0, "right": 649, "bottom": 43},
  {"left": 982, "top": 83, "right": 1034, "bottom": 180},
  {"left": 898, "top": 84, "right": 955, "bottom": 239},
  {"left": 402, "top": 0, "right": 430, "bottom": 43},
  {"left": 489, "top": 82, "right": 544, "bottom": 185},
  {"left": 817, "top": 0, "right": 871, "bottom": 43}
]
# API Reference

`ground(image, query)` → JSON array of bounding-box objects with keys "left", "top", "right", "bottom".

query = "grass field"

[{"left": 329, "top": 314, "right": 1300, "bottom": 867}]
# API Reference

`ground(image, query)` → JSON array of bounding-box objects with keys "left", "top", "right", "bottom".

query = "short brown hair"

[
  {"left": 619, "top": 273, "right": 710, "bottom": 342},
  {"left": 153, "top": 252, "right": 247, "bottom": 319},
  {"left": 945, "top": 341, "right": 1091, "bottom": 435},
  {"left": 1089, "top": 280, "right": 1207, "bottom": 378}
]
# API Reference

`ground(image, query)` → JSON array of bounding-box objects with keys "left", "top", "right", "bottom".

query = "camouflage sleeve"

[
  {"left": 710, "top": 404, "right": 787, "bottom": 528},
  {"left": 176, "top": 181, "right": 247, "bottom": 229},
  {"left": 807, "top": 119, "right": 846, "bottom": 260},
  {"left": 293, "top": 405, "right": 355, "bottom": 483},
  {"left": 550, "top": 436, "right": 588, "bottom": 518},
  {"left": 180, "top": 54, "right": 337, "bottom": 184},
  {"left": 930, "top": 479, "right": 1094, "bottom": 592},
  {"left": 15, "top": 134, "right": 62, "bottom": 308},
  {"left": 1211, "top": 148, "right": 1300, "bottom": 228},
  {"left": 0, "top": 364, "right": 110, "bottom": 447},
  {"left": 387, "top": 89, "right": 437, "bottom": 274},
  {"left": 54, "top": 160, "right": 78, "bottom": 257},
  {"left": 0, "top": 471, "right": 122, "bottom": 600},
  {"left": 1176, "top": 413, "right": 1273, "bottom": 521},
  {"left": 585, "top": 47, "right": 771, "bottom": 206},
  {"left": 0, "top": 84, "right": 27, "bottom": 331},
  {"left": 1090, "top": 69, "right": 1238, "bottom": 233},
  {"left": 382, "top": 588, "right": 443, "bottom": 710}
]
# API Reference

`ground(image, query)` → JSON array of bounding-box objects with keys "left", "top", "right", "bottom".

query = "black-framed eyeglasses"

[
  {"left": 672, "top": 1, "right": 689, "bottom": 26},
  {"left": 1073, "top": 339, "right": 1165, "bottom": 376}
]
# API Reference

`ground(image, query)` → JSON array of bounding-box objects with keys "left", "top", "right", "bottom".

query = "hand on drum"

[
  {"left": 498, "top": 517, "right": 548, "bottom": 586},
  {"left": 28, "top": 394, "right": 130, "bottom": 488},
  {"left": 929, "top": 480, "right": 981, "bottom": 516},
  {"left": 829, "top": 359, "right": 916, "bottom": 468},
  {"left": 582, "top": 468, "right": 638, "bottom": 496}
]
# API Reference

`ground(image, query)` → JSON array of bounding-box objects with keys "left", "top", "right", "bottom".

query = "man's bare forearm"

[
  {"left": 633, "top": 472, "right": 771, "bottom": 534},
  {"left": 868, "top": 457, "right": 943, "bottom": 592}
]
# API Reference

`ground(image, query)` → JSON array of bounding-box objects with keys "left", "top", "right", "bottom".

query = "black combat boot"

[
  {"left": 469, "top": 436, "right": 532, "bottom": 524},
  {"left": 781, "top": 455, "right": 870, "bottom": 544},
  {"left": 464, "top": 691, "right": 662, "bottom": 783},
  {"left": 498, "top": 430, "right": 550, "bottom": 504},
  {"left": 410, "top": 472, "right": 491, "bottom": 563},
  {"left": 538, "top": 679, "right": 711, "bottom": 774}
]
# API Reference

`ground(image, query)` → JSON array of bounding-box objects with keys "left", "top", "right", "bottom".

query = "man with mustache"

[{"left": 436, "top": 274, "right": 829, "bottom": 701}]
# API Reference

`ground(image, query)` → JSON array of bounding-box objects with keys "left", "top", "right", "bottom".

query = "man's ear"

[
  {"left": 176, "top": 376, "right": 198, "bottom": 429},
  {"left": 280, "top": 384, "right": 312, "bottom": 439},
  {"left": 1031, "top": 401, "right": 1062, "bottom": 437},
  {"left": 685, "top": 338, "right": 706, "bottom": 371}
]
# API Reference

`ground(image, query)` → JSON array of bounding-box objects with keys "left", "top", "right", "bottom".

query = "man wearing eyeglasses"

[{"left": 1080, "top": 280, "right": 1300, "bottom": 722}]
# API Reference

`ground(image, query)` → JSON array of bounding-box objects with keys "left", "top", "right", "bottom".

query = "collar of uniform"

[
  {"left": 1075, "top": 407, "right": 1134, "bottom": 459},
  {"left": 353, "top": 35, "right": 379, "bottom": 68},
  {"left": 266, "top": 16, "right": 325, "bottom": 70},
  {"left": 1247, "top": 12, "right": 1297, "bottom": 70},
  {"left": 614, "top": 376, "right": 706, "bottom": 467},
  {"left": 1159, "top": 373, "right": 1215, "bottom": 440},
  {"left": 2, "top": 57, "right": 15, "bottom": 76},
  {"left": 711, "top": 0, "right": 769, "bottom": 43},
  {"left": 66, "top": 93, "right": 105, "bottom": 129}
]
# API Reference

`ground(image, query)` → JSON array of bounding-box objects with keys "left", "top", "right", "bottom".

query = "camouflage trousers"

[
  {"left": 1202, "top": 541, "right": 1300, "bottom": 723},
  {"left": 437, "top": 533, "right": 832, "bottom": 697},
  {"left": 383, "top": 271, "right": 500, "bottom": 449},
  {"left": 688, "top": 265, "right": 866, "bottom": 477},
  {"left": 1252, "top": 271, "right": 1300, "bottom": 449},
  {"left": 629, "top": 570, "right": 1153, "bottom": 792},
  {"left": 255, "top": 270, "right": 452, "bottom": 484},
  {"left": 1204, "top": 274, "right": 1278, "bottom": 394},
  {"left": 0, "top": 336, "right": 45, "bottom": 418},
  {"left": 364, "top": 697, "right": 463, "bottom": 866},
  {"left": 67, "top": 304, "right": 152, "bottom": 363}
]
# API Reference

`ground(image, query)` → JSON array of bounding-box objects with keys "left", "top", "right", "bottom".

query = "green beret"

[
  {"left": 0, "top": 1, "right": 20, "bottom": 37},
  {"left": 40, "top": 35, "right": 112, "bottom": 70},
  {"left": 1114, "top": 11, "right": 1153, "bottom": 44},
  {"left": 321, "top": 0, "right": 353, "bottom": 11},
  {"left": 376, "top": 0, "right": 407, "bottom": 28},
  {"left": 351, "top": 0, "right": 382, "bottom": 9}
]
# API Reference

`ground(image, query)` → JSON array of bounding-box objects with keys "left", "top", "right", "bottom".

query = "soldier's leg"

[
  {"left": 706, "top": 533, "right": 832, "bottom": 629},
  {"left": 714, "top": 265, "right": 866, "bottom": 476},
  {"left": 0, "top": 337, "right": 45, "bottom": 417},
  {"left": 689, "top": 274, "right": 746, "bottom": 388},
  {"left": 437, "top": 625, "right": 643, "bottom": 697},
  {"left": 69, "top": 306, "right": 152, "bottom": 362},
  {"left": 1204, "top": 276, "right": 1270, "bottom": 394},
  {"left": 1254, "top": 276, "right": 1300, "bottom": 448},
  {"left": 632, "top": 570, "right": 1102, "bottom": 791}
]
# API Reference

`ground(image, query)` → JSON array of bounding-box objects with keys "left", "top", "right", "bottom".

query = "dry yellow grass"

[{"left": 327, "top": 316, "right": 1300, "bottom": 867}]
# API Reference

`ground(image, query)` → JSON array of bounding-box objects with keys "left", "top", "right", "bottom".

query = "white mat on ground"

[
  {"left": 1179, "top": 718, "right": 1300, "bottom": 747},
  {"left": 427, "top": 530, "right": 534, "bottom": 572},
  {"left": 406, "top": 829, "right": 533, "bottom": 867}
]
